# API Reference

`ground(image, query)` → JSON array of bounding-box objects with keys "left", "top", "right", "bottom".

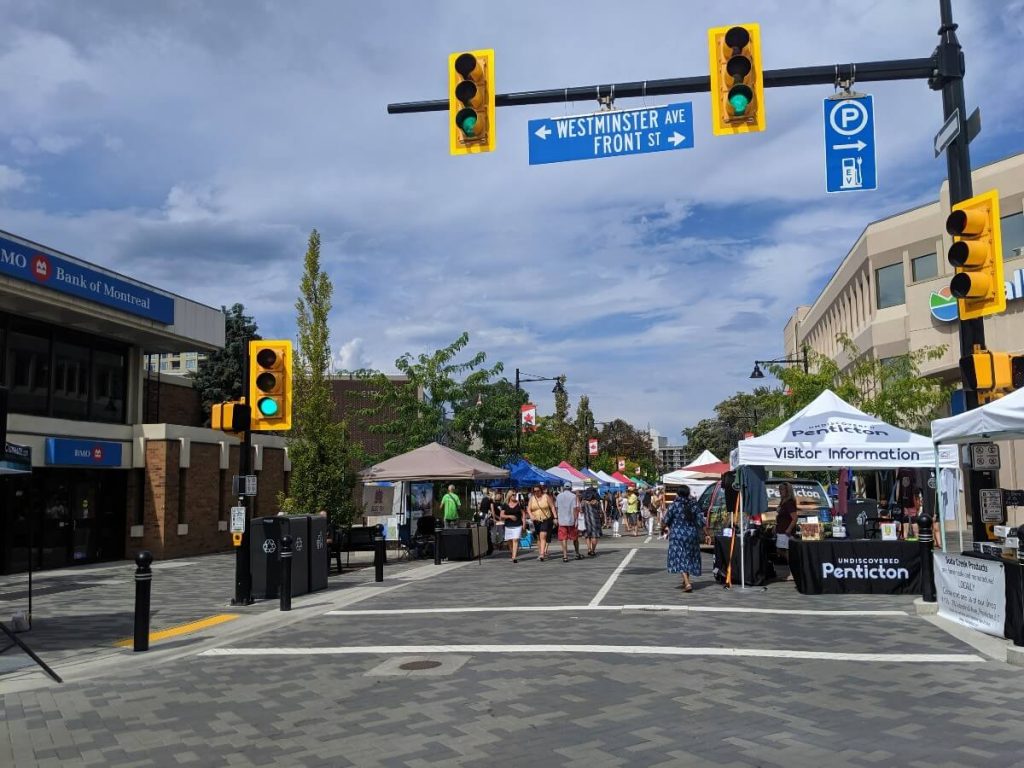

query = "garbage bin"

[
  {"left": 308, "top": 515, "right": 329, "bottom": 592},
  {"left": 250, "top": 516, "right": 310, "bottom": 599}
]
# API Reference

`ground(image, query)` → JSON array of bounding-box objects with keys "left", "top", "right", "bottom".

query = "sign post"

[
  {"left": 823, "top": 95, "right": 877, "bottom": 193},
  {"left": 528, "top": 103, "right": 694, "bottom": 165}
]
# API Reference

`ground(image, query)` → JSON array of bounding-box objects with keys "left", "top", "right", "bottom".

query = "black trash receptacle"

[
  {"left": 250, "top": 516, "right": 286, "bottom": 600},
  {"left": 250, "top": 516, "right": 310, "bottom": 599},
  {"left": 308, "top": 515, "right": 329, "bottom": 592}
]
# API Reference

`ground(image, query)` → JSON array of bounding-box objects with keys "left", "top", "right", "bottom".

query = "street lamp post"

[
  {"left": 749, "top": 352, "right": 809, "bottom": 379},
  {"left": 514, "top": 369, "right": 566, "bottom": 456}
]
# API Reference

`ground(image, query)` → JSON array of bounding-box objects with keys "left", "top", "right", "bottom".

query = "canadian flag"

[
  {"left": 520, "top": 403, "right": 537, "bottom": 432},
  {"left": 588, "top": 438, "right": 599, "bottom": 456}
]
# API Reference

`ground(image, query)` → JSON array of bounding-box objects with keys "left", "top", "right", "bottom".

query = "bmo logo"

[
  {"left": 92, "top": 445, "right": 104, "bottom": 462},
  {"left": 31, "top": 254, "right": 52, "bottom": 282}
]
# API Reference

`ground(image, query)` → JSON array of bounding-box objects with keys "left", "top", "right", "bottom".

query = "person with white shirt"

[{"left": 555, "top": 485, "right": 582, "bottom": 562}]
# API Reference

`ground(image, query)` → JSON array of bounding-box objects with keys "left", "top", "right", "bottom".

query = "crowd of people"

[{"left": 475, "top": 484, "right": 707, "bottom": 590}]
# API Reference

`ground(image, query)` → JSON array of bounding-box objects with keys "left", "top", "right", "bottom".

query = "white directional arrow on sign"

[
  {"left": 668, "top": 132, "right": 686, "bottom": 147},
  {"left": 534, "top": 125, "right": 552, "bottom": 140},
  {"left": 832, "top": 140, "right": 867, "bottom": 151}
]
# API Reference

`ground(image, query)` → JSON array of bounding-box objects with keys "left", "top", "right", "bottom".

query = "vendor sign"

[
  {"left": 793, "top": 540, "right": 921, "bottom": 594},
  {"left": 935, "top": 552, "right": 1006, "bottom": 638}
]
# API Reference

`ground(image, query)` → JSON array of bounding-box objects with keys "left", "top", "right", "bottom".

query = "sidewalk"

[{"left": 0, "top": 549, "right": 392, "bottom": 684}]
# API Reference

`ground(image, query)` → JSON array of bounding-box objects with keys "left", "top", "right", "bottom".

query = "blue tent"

[{"left": 483, "top": 459, "right": 566, "bottom": 489}]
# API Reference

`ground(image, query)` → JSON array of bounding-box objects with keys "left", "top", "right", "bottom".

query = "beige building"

[{"left": 784, "top": 151, "right": 1024, "bottom": 515}]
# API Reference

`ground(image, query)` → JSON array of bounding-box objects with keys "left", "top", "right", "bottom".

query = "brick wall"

[
  {"left": 143, "top": 377, "right": 204, "bottom": 426},
  {"left": 330, "top": 376, "right": 408, "bottom": 460},
  {"left": 257, "top": 447, "right": 286, "bottom": 516}
]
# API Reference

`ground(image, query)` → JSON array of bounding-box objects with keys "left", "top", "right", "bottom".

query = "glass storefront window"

[
  {"left": 53, "top": 340, "right": 91, "bottom": 420},
  {"left": 91, "top": 348, "right": 126, "bottom": 423},
  {"left": 875, "top": 262, "right": 906, "bottom": 309},
  {"left": 1003, "top": 212, "right": 1024, "bottom": 261},
  {"left": 911, "top": 253, "right": 938, "bottom": 282},
  {"left": 7, "top": 325, "right": 50, "bottom": 416}
]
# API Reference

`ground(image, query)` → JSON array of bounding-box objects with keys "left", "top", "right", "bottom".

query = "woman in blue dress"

[{"left": 663, "top": 485, "right": 705, "bottom": 592}]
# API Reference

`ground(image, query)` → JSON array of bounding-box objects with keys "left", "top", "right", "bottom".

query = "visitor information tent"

[{"left": 735, "top": 389, "right": 958, "bottom": 471}]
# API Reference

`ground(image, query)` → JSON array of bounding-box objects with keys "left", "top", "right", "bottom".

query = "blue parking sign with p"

[{"left": 823, "top": 95, "right": 877, "bottom": 193}]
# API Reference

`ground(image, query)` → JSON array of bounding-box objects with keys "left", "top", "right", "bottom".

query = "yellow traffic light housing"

[
  {"left": 449, "top": 49, "right": 495, "bottom": 155},
  {"left": 960, "top": 349, "right": 1015, "bottom": 392},
  {"left": 708, "top": 24, "right": 765, "bottom": 136},
  {"left": 249, "top": 340, "right": 293, "bottom": 431},
  {"left": 212, "top": 400, "right": 250, "bottom": 433},
  {"left": 946, "top": 189, "right": 1005, "bottom": 320}
]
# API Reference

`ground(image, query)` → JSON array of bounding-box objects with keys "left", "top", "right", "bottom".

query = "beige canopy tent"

[{"left": 360, "top": 442, "right": 510, "bottom": 482}]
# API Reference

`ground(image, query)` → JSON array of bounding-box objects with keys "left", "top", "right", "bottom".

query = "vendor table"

[
  {"left": 713, "top": 534, "right": 774, "bottom": 587},
  {"left": 789, "top": 539, "right": 922, "bottom": 595},
  {"left": 956, "top": 552, "right": 1024, "bottom": 646}
]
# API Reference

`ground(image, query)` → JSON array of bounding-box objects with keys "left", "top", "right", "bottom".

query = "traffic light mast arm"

[{"left": 388, "top": 57, "right": 935, "bottom": 114}]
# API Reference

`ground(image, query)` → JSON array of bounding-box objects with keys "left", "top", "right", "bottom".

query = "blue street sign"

[
  {"left": 528, "top": 102, "right": 694, "bottom": 165},
  {"left": 823, "top": 95, "right": 877, "bottom": 193}
]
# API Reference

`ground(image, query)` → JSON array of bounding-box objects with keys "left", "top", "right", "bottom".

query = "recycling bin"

[
  {"left": 250, "top": 516, "right": 310, "bottom": 599},
  {"left": 307, "top": 515, "right": 329, "bottom": 592}
]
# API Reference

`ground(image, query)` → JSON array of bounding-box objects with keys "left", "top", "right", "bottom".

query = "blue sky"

[{"left": 1, "top": 0, "right": 1022, "bottom": 440}]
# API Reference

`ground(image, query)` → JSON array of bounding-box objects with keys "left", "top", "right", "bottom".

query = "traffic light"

[
  {"left": 212, "top": 401, "right": 250, "bottom": 433},
  {"left": 960, "top": 349, "right": 1015, "bottom": 391},
  {"left": 945, "top": 189, "right": 1005, "bottom": 320},
  {"left": 449, "top": 49, "right": 495, "bottom": 155},
  {"left": 708, "top": 24, "right": 765, "bottom": 136},
  {"left": 248, "top": 340, "right": 293, "bottom": 431}
]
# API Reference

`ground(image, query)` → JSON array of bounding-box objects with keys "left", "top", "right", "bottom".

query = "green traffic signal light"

[
  {"left": 729, "top": 91, "right": 750, "bottom": 115},
  {"left": 257, "top": 397, "right": 280, "bottom": 417}
]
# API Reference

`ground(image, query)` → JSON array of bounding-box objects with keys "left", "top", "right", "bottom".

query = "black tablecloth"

[
  {"left": 713, "top": 535, "right": 773, "bottom": 587},
  {"left": 789, "top": 539, "right": 922, "bottom": 594}
]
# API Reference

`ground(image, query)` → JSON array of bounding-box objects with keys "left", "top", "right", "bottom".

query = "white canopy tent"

[
  {"left": 735, "top": 390, "right": 958, "bottom": 470},
  {"left": 727, "top": 390, "right": 958, "bottom": 587},
  {"left": 931, "top": 386, "right": 1024, "bottom": 552},
  {"left": 545, "top": 466, "right": 587, "bottom": 490},
  {"left": 662, "top": 450, "right": 722, "bottom": 485}
]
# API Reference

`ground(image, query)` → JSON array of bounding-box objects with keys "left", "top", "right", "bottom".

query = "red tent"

[
  {"left": 557, "top": 461, "right": 592, "bottom": 481},
  {"left": 611, "top": 471, "right": 635, "bottom": 487},
  {"left": 682, "top": 461, "right": 731, "bottom": 477}
]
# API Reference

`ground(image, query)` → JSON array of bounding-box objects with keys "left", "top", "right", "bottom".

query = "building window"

[
  {"left": 911, "top": 253, "right": 938, "bottom": 282},
  {"left": 91, "top": 348, "right": 126, "bottom": 423},
  {"left": 6, "top": 324, "right": 51, "bottom": 416},
  {"left": 52, "top": 340, "right": 91, "bottom": 420},
  {"left": 1004, "top": 212, "right": 1024, "bottom": 261},
  {"left": 875, "top": 263, "right": 905, "bottom": 309}
]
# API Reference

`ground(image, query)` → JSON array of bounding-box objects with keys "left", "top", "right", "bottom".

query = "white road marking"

[
  {"left": 644, "top": 535, "right": 652, "bottom": 544},
  {"left": 200, "top": 644, "right": 984, "bottom": 663},
  {"left": 589, "top": 548, "right": 638, "bottom": 606},
  {"left": 324, "top": 605, "right": 908, "bottom": 617}
]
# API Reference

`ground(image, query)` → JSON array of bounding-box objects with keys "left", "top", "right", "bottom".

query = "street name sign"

[
  {"left": 823, "top": 95, "right": 877, "bottom": 193},
  {"left": 528, "top": 102, "right": 693, "bottom": 165},
  {"left": 934, "top": 108, "right": 960, "bottom": 158}
]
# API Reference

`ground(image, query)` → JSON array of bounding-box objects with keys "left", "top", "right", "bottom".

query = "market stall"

[
  {"left": 733, "top": 390, "right": 958, "bottom": 594},
  {"left": 931, "top": 387, "right": 1024, "bottom": 645}
]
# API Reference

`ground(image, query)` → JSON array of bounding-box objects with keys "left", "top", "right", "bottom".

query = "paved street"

[{"left": 2, "top": 538, "right": 1023, "bottom": 767}]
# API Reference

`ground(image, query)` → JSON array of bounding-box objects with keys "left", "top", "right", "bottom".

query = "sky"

[{"left": 1, "top": 0, "right": 1022, "bottom": 442}]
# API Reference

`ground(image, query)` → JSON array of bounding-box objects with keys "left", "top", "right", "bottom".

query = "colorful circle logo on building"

[
  {"left": 929, "top": 286, "right": 958, "bottom": 322},
  {"left": 31, "top": 254, "right": 52, "bottom": 282}
]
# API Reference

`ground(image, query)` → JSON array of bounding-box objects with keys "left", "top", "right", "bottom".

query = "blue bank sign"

[
  {"left": 45, "top": 438, "right": 123, "bottom": 467},
  {"left": 528, "top": 102, "right": 694, "bottom": 165},
  {"left": 0, "top": 235, "right": 174, "bottom": 324}
]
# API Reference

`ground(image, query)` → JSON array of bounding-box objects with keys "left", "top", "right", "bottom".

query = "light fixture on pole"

[
  {"left": 513, "top": 369, "right": 567, "bottom": 456},
  {"left": 749, "top": 352, "right": 809, "bottom": 378}
]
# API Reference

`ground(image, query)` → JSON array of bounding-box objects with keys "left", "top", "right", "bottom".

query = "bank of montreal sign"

[
  {"left": 0, "top": 234, "right": 174, "bottom": 325},
  {"left": 930, "top": 265, "right": 1024, "bottom": 323}
]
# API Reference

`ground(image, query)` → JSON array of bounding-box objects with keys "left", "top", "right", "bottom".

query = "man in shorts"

[{"left": 555, "top": 484, "right": 582, "bottom": 562}]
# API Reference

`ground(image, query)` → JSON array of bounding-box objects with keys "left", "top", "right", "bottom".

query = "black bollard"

[
  {"left": 279, "top": 535, "right": 293, "bottom": 611},
  {"left": 133, "top": 551, "right": 153, "bottom": 652},
  {"left": 917, "top": 511, "right": 936, "bottom": 603},
  {"left": 374, "top": 534, "right": 385, "bottom": 583},
  {"left": 434, "top": 528, "right": 443, "bottom": 565}
]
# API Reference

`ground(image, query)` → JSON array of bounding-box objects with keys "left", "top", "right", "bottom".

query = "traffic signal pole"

[{"left": 232, "top": 342, "right": 254, "bottom": 606}]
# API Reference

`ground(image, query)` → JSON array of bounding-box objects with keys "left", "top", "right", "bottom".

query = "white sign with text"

[{"left": 935, "top": 552, "right": 1006, "bottom": 638}]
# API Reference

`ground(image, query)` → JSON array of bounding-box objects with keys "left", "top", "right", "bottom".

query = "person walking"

[
  {"left": 615, "top": 492, "right": 627, "bottom": 536},
  {"left": 555, "top": 484, "right": 583, "bottom": 562},
  {"left": 500, "top": 490, "right": 525, "bottom": 563},
  {"left": 641, "top": 488, "right": 656, "bottom": 536},
  {"left": 527, "top": 485, "right": 556, "bottom": 561},
  {"left": 626, "top": 488, "right": 640, "bottom": 536},
  {"left": 662, "top": 485, "right": 705, "bottom": 593},
  {"left": 441, "top": 485, "right": 461, "bottom": 528},
  {"left": 582, "top": 488, "right": 603, "bottom": 557}
]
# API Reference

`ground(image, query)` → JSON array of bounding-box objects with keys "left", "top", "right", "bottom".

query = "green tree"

[
  {"left": 358, "top": 333, "right": 503, "bottom": 460},
  {"left": 550, "top": 377, "right": 574, "bottom": 460},
  {"left": 280, "top": 230, "right": 359, "bottom": 523},
  {"left": 569, "top": 395, "right": 596, "bottom": 467},
  {"left": 681, "top": 387, "right": 784, "bottom": 462},
  {"left": 768, "top": 336, "right": 951, "bottom": 432},
  {"left": 458, "top": 378, "right": 526, "bottom": 466},
  {"left": 190, "top": 303, "right": 260, "bottom": 425},
  {"left": 522, "top": 416, "right": 566, "bottom": 470}
]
